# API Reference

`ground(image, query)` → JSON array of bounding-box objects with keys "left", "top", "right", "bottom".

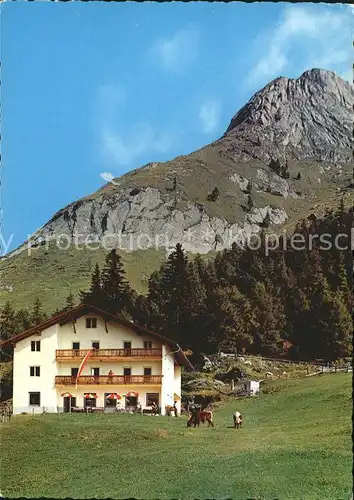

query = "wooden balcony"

[
  {"left": 56, "top": 348, "right": 162, "bottom": 361},
  {"left": 55, "top": 375, "right": 162, "bottom": 386}
]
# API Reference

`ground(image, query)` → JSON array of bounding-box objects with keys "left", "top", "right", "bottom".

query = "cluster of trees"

[{"left": 0, "top": 202, "right": 351, "bottom": 363}]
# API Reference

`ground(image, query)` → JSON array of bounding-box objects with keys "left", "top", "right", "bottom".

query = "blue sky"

[{"left": 0, "top": 2, "right": 352, "bottom": 252}]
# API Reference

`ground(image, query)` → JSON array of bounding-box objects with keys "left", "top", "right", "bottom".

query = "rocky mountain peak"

[{"left": 223, "top": 69, "right": 353, "bottom": 164}]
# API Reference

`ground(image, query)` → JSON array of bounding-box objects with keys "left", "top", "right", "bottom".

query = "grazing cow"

[
  {"left": 187, "top": 407, "right": 214, "bottom": 428},
  {"left": 233, "top": 411, "right": 243, "bottom": 429}
]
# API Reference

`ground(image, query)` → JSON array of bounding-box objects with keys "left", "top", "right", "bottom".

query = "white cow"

[{"left": 233, "top": 411, "right": 243, "bottom": 429}]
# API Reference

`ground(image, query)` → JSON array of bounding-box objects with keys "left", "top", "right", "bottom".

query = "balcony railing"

[
  {"left": 56, "top": 348, "right": 162, "bottom": 360},
  {"left": 55, "top": 375, "right": 162, "bottom": 386}
]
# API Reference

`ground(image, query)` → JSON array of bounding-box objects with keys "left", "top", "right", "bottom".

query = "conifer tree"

[
  {"left": 31, "top": 298, "right": 46, "bottom": 326},
  {"left": 64, "top": 292, "right": 75, "bottom": 311},
  {"left": 80, "top": 263, "right": 103, "bottom": 307},
  {"left": 100, "top": 250, "right": 134, "bottom": 314},
  {"left": 15, "top": 308, "right": 32, "bottom": 331},
  {"left": 0, "top": 302, "right": 17, "bottom": 341}
]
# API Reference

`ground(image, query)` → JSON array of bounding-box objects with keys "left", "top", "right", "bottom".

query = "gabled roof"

[{"left": 0, "top": 303, "right": 194, "bottom": 371}]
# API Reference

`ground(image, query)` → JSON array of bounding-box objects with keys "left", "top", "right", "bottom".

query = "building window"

[
  {"left": 104, "top": 393, "right": 117, "bottom": 408},
  {"left": 29, "top": 392, "right": 40, "bottom": 406},
  {"left": 31, "top": 340, "right": 41, "bottom": 352},
  {"left": 71, "top": 368, "right": 79, "bottom": 377},
  {"left": 72, "top": 342, "right": 80, "bottom": 351},
  {"left": 92, "top": 341, "right": 100, "bottom": 350},
  {"left": 86, "top": 318, "right": 97, "bottom": 329},
  {"left": 91, "top": 367, "right": 100, "bottom": 376},
  {"left": 123, "top": 367, "right": 131, "bottom": 376},
  {"left": 146, "top": 393, "right": 159, "bottom": 407},
  {"left": 30, "top": 366, "right": 40, "bottom": 377},
  {"left": 123, "top": 341, "right": 131, "bottom": 350},
  {"left": 144, "top": 367, "right": 152, "bottom": 376},
  {"left": 144, "top": 341, "right": 152, "bottom": 349}
]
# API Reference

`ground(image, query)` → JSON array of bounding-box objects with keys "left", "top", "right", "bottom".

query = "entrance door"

[
  {"left": 63, "top": 397, "right": 76, "bottom": 413},
  {"left": 146, "top": 393, "right": 159, "bottom": 407}
]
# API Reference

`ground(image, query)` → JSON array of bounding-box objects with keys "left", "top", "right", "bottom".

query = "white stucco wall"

[
  {"left": 174, "top": 366, "right": 182, "bottom": 412},
  {"left": 160, "top": 344, "right": 176, "bottom": 414},
  {"left": 13, "top": 324, "right": 59, "bottom": 414}
]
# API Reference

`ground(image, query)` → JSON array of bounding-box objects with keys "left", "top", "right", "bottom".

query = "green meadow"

[{"left": 1, "top": 374, "right": 352, "bottom": 499}]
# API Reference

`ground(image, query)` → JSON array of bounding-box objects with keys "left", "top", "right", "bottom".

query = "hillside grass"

[
  {"left": 1, "top": 374, "right": 352, "bottom": 499},
  {"left": 0, "top": 246, "right": 166, "bottom": 312}
]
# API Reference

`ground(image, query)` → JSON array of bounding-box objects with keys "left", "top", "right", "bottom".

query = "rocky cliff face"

[
  {"left": 222, "top": 69, "right": 353, "bottom": 164},
  {"left": 11, "top": 69, "right": 353, "bottom": 257}
]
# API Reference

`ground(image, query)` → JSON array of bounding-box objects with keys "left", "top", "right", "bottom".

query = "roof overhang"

[{"left": 0, "top": 303, "right": 194, "bottom": 371}]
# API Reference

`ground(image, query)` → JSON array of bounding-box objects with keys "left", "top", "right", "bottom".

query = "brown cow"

[{"left": 187, "top": 407, "right": 214, "bottom": 428}]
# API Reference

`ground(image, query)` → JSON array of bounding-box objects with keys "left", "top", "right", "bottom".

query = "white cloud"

[
  {"left": 95, "top": 84, "right": 176, "bottom": 172},
  {"left": 101, "top": 123, "right": 176, "bottom": 167},
  {"left": 149, "top": 27, "right": 199, "bottom": 75},
  {"left": 247, "top": 6, "right": 352, "bottom": 89},
  {"left": 198, "top": 100, "right": 221, "bottom": 134},
  {"left": 100, "top": 172, "right": 120, "bottom": 185}
]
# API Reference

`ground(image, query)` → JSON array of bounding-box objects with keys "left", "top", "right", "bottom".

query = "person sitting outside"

[{"left": 151, "top": 401, "right": 158, "bottom": 415}]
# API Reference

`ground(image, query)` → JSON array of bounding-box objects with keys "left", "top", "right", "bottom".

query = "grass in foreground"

[{"left": 0, "top": 374, "right": 352, "bottom": 499}]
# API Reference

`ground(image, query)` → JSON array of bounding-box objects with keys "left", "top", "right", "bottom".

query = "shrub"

[{"left": 207, "top": 187, "right": 220, "bottom": 202}]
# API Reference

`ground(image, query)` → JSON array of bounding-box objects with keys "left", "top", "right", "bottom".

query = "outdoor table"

[{"left": 72, "top": 407, "right": 86, "bottom": 413}]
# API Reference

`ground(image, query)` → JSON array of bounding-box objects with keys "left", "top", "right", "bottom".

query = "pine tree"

[
  {"left": 101, "top": 250, "right": 134, "bottom": 314},
  {"left": 64, "top": 292, "right": 75, "bottom": 311},
  {"left": 207, "top": 187, "right": 220, "bottom": 202},
  {"left": 261, "top": 212, "right": 271, "bottom": 228},
  {"left": 206, "top": 285, "right": 255, "bottom": 354},
  {"left": 80, "top": 263, "right": 104, "bottom": 308},
  {"left": 251, "top": 282, "right": 285, "bottom": 356},
  {"left": 0, "top": 302, "right": 17, "bottom": 341},
  {"left": 31, "top": 298, "right": 46, "bottom": 326},
  {"left": 15, "top": 308, "right": 32, "bottom": 331},
  {"left": 146, "top": 244, "right": 191, "bottom": 344},
  {"left": 184, "top": 260, "right": 208, "bottom": 350}
]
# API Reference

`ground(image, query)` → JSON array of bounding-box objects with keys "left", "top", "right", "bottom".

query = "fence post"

[
  {"left": 321, "top": 366, "right": 324, "bottom": 373},
  {"left": 306, "top": 366, "right": 309, "bottom": 375}
]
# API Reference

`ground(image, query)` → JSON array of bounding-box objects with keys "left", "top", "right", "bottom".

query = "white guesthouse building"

[{"left": 1, "top": 304, "right": 193, "bottom": 415}]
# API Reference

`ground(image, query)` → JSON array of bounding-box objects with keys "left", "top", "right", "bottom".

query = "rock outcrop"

[{"left": 222, "top": 69, "right": 353, "bottom": 164}]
